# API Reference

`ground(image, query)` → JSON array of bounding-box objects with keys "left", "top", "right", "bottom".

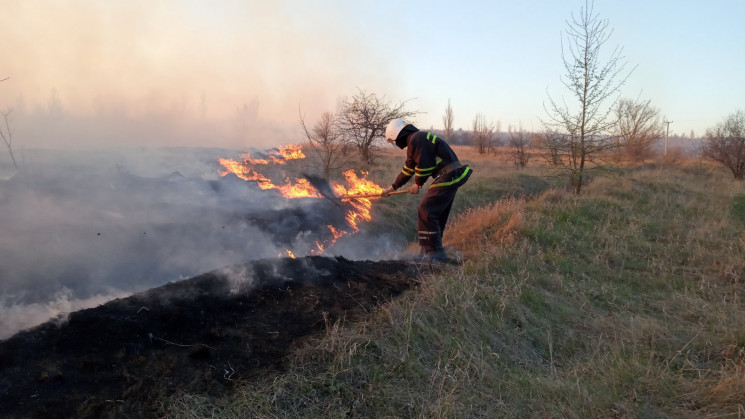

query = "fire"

[
  {"left": 232, "top": 144, "right": 307, "bottom": 166},
  {"left": 334, "top": 170, "right": 384, "bottom": 197},
  {"left": 276, "top": 177, "right": 320, "bottom": 199},
  {"left": 328, "top": 225, "right": 344, "bottom": 240},
  {"left": 218, "top": 145, "right": 385, "bottom": 256},
  {"left": 218, "top": 159, "right": 276, "bottom": 189},
  {"left": 219, "top": 157, "right": 320, "bottom": 198},
  {"left": 277, "top": 144, "right": 305, "bottom": 160},
  {"left": 331, "top": 170, "right": 380, "bottom": 231}
]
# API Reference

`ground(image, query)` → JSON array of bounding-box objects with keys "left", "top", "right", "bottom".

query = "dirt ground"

[{"left": 0, "top": 256, "right": 423, "bottom": 418}]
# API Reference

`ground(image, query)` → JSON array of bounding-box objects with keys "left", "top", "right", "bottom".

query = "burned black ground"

[{"left": 0, "top": 256, "right": 421, "bottom": 418}]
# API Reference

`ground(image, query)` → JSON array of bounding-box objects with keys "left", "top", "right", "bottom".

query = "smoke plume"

[{"left": 0, "top": 147, "right": 405, "bottom": 339}]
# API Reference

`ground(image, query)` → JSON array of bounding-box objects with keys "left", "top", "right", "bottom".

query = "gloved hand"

[
  {"left": 408, "top": 183, "right": 420, "bottom": 194},
  {"left": 381, "top": 186, "right": 396, "bottom": 197}
]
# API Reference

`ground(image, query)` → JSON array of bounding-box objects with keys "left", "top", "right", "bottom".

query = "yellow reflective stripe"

[
  {"left": 431, "top": 166, "right": 471, "bottom": 187},
  {"left": 416, "top": 165, "right": 436, "bottom": 172},
  {"left": 432, "top": 134, "right": 437, "bottom": 144},
  {"left": 436, "top": 156, "right": 443, "bottom": 164},
  {"left": 401, "top": 168, "right": 414, "bottom": 176},
  {"left": 425, "top": 132, "right": 438, "bottom": 144},
  {"left": 426, "top": 132, "right": 431, "bottom": 141}
]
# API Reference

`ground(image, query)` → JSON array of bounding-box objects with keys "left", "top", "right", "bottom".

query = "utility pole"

[{"left": 664, "top": 120, "right": 673, "bottom": 156}]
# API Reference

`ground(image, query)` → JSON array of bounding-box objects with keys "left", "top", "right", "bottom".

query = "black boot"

[{"left": 417, "top": 247, "right": 458, "bottom": 264}]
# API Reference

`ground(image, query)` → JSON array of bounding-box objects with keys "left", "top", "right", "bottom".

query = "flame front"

[
  {"left": 219, "top": 157, "right": 320, "bottom": 199},
  {"left": 227, "top": 144, "right": 307, "bottom": 167},
  {"left": 277, "top": 144, "right": 305, "bottom": 161},
  {"left": 332, "top": 170, "right": 381, "bottom": 231},
  {"left": 218, "top": 158, "right": 275, "bottom": 189},
  {"left": 218, "top": 146, "right": 385, "bottom": 256}
]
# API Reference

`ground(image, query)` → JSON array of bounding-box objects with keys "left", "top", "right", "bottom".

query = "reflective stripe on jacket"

[{"left": 392, "top": 131, "right": 460, "bottom": 189}]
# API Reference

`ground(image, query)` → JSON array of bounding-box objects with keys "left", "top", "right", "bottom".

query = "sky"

[{"left": 1, "top": 0, "right": 744, "bottom": 149}]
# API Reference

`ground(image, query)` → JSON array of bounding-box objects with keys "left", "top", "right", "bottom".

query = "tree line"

[
  {"left": 297, "top": 0, "right": 743, "bottom": 191},
  {"left": 3, "top": 1, "right": 742, "bottom": 186}
]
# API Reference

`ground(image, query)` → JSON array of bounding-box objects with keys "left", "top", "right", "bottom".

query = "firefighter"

[{"left": 381, "top": 119, "right": 472, "bottom": 263}]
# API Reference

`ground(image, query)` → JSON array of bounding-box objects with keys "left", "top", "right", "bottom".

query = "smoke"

[
  {"left": 0, "top": 1, "right": 397, "bottom": 149},
  {"left": 0, "top": 289, "right": 129, "bottom": 339},
  {"left": 0, "top": 146, "right": 407, "bottom": 339},
  {"left": 0, "top": 1, "right": 410, "bottom": 339}
]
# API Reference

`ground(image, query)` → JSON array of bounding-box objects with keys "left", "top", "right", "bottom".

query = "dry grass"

[
  {"left": 167, "top": 154, "right": 745, "bottom": 418},
  {"left": 444, "top": 197, "right": 525, "bottom": 260}
]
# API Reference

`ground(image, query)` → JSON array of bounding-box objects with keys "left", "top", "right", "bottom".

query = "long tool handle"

[{"left": 340, "top": 190, "right": 410, "bottom": 200}]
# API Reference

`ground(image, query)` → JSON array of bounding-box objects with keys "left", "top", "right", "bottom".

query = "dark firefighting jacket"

[{"left": 391, "top": 131, "right": 464, "bottom": 189}]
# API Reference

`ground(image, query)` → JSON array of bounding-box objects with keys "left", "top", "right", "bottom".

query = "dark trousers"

[{"left": 417, "top": 184, "right": 458, "bottom": 253}]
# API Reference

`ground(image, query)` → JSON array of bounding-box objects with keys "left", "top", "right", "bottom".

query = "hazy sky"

[{"left": 2, "top": 0, "right": 743, "bottom": 148}]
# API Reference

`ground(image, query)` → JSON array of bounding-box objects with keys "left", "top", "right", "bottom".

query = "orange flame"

[
  {"left": 218, "top": 148, "right": 384, "bottom": 256},
  {"left": 234, "top": 144, "right": 306, "bottom": 166},
  {"left": 331, "top": 170, "right": 380, "bottom": 231},
  {"left": 218, "top": 158, "right": 275, "bottom": 189},
  {"left": 334, "top": 170, "right": 384, "bottom": 197},
  {"left": 277, "top": 144, "right": 305, "bottom": 161},
  {"left": 276, "top": 177, "right": 321, "bottom": 199},
  {"left": 238, "top": 153, "right": 271, "bottom": 165},
  {"left": 328, "top": 225, "right": 344, "bottom": 240}
]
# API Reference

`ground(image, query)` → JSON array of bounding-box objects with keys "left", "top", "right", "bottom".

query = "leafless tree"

[
  {"left": 536, "top": 130, "right": 564, "bottom": 166},
  {"left": 336, "top": 89, "right": 417, "bottom": 165},
  {"left": 491, "top": 120, "right": 502, "bottom": 151},
  {"left": 508, "top": 123, "right": 532, "bottom": 168},
  {"left": 472, "top": 114, "right": 494, "bottom": 154},
  {"left": 615, "top": 97, "right": 663, "bottom": 161},
  {"left": 0, "top": 109, "right": 18, "bottom": 171},
  {"left": 442, "top": 99, "right": 454, "bottom": 140},
  {"left": 299, "top": 110, "right": 345, "bottom": 180},
  {"left": 543, "top": 0, "right": 632, "bottom": 194},
  {"left": 0, "top": 77, "right": 16, "bottom": 171},
  {"left": 702, "top": 110, "right": 745, "bottom": 180}
]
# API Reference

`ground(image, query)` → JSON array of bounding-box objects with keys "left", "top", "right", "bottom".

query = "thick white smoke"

[{"left": 0, "top": 146, "right": 406, "bottom": 339}]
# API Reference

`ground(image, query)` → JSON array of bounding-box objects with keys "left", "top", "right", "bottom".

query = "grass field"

[{"left": 169, "top": 147, "right": 745, "bottom": 418}]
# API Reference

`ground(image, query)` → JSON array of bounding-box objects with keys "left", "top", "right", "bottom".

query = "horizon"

[{"left": 1, "top": 1, "right": 743, "bottom": 149}]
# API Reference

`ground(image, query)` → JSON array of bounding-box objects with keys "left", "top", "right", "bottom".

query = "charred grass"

[{"left": 169, "top": 155, "right": 745, "bottom": 418}]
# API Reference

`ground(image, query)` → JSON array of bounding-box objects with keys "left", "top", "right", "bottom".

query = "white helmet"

[{"left": 385, "top": 119, "right": 410, "bottom": 144}]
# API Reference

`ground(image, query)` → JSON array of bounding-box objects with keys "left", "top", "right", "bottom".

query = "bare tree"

[
  {"left": 0, "top": 109, "right": 18, "bottom": 171},
  {"left": 0, "top": 77, "right": 16, "bottom": 171},
  {"left": 543, "top": 0, "right": 632, "bottom": 194},
  {"left": 472, "top": 113, "right": 493, "bottom": 154},
  {"left": 702, "top": 110, "right": 745, "bottom": 180},
  {"left": 442, "top": 99, "right": 454, "bottom": 140},
  {"left": 536, "top": 130, "right": 564, "bottom": 166},
  {"left": 492, "top": 120, "right": 502, "bottom": 151},
  {"left": 508, "top": 123, "right": 532, "bottom": 168},
  {"left": 299, "top": 110, "right": 344, "bottom": 180},
  {"left": 336, "top": 89, "right": 417, "bottom": 165},
  {"left": 615, "top": 97, "right": 663, "bottom": 161}
]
